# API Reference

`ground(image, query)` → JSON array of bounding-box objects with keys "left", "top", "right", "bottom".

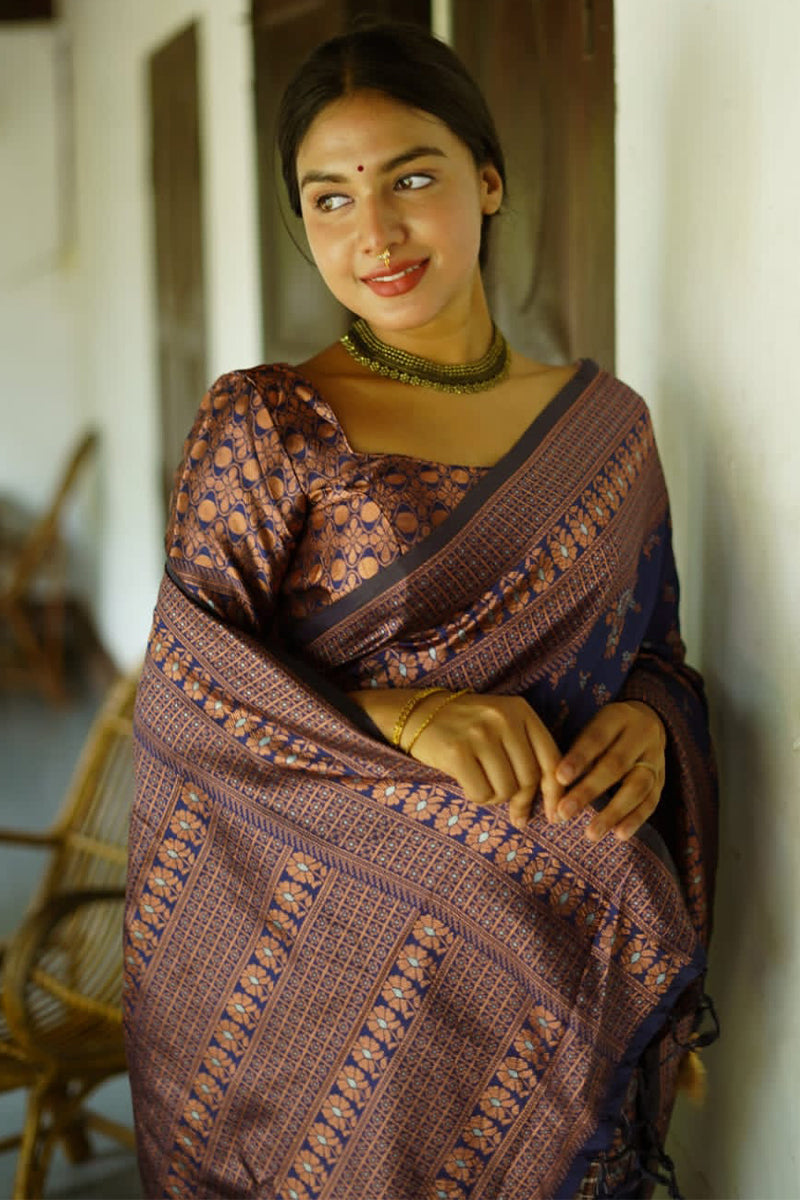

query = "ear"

[{"left": 479, "top": 163, "right": 503, "bottom": 215}]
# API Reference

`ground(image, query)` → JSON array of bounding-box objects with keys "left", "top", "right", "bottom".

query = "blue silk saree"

[{"left": 124, "top": 360, "right": 718, "bottom": 1199}]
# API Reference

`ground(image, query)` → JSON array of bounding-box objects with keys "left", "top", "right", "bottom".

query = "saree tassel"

[{"left": 677, "top": 1049, "right": 707, "bottom": 1104}]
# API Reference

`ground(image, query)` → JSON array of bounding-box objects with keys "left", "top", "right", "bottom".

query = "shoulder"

[
  {"left": 505, "top": 352, "right": 652, "bottom": 435},
  {"left": 507, "top": 352, "right": 650, "bottom": 421},
  {"left": 192, "top": 362, "right": 349, "bottom": 485},
  {"left": 508, "top": 351, "right": 576, "bottom": 391},
  {"left": 589, "top": 362, "right": 654, "bottom": 424},
  {"left": 526, "top": 356, "right": 664, "bottom": 480},
  {"left": 202, "top": 363, "right": 299, "bottom": 416},
  {"left": 194, "top": 362, "right": 334, "bottom": 440},
  {"left": 585, "top": 367, "right": 670, "bottom": 506},
  {"left": 172, "top": 365, "right": 314, "bottom": 510}
]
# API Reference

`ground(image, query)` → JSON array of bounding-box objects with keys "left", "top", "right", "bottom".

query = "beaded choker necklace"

[{"left": 340, "top": 317, "right": 510, "bottom": 394}]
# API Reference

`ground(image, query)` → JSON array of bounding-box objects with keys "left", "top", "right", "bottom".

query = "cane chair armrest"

[
  {"left": 2, "top": 887, "right": 126, "bottom": 1061},
  {"left": 0, "top": 828, "right": 62, "bottom": 849}
]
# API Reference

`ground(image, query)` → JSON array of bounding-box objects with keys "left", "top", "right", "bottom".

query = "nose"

[{"left": 357, "top": 191, "right": 403, "bottom": 259}]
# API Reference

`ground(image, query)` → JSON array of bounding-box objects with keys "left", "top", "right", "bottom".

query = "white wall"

[
  {"left": 66, "top": 0, "right": 261, "bottom": 667},
  {"left": 616, "top": 3, "right": 800, "bottom": 1196},
  {"left": 0, "top": 25, "right": 88, "bottom": 584}
]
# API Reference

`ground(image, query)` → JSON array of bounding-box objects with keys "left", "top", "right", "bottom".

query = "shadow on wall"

[{"left": 653, "top": 13, "right": 793, "bottom": 1199}]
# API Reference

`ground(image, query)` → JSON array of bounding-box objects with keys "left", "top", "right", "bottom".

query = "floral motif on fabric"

[
  {"left": 427, "top": 1006, "right": 566, "bottom": 1198},
  {"left": 123, "top": 781, "right": 211, "bottom": 999},
  {"left": 162, "top": 847, "right": 327, "bottom": 1199},
  {"left": 279, "top": 914, "right": 455, "bottom": 1199},
  {"left": 343, "top": 772, "right": 688, "bottom": 1015},
  {"left": 605, "top": 588, "right": 641, "bottom": 659},
  {"left": 285, "top": 457, "right": 486, "bottom": 618},
  {"left": 146, "top": 623, "right": 341, "bottom": 776}
]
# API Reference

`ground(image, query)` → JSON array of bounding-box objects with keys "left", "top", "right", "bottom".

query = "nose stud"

[{"left": 377, "top": 247, "right": 391, "bottom": 271}]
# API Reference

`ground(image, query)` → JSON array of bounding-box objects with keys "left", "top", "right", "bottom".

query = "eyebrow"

[{"left": 299, "top": 145, "right": 447, "bottom": 191}]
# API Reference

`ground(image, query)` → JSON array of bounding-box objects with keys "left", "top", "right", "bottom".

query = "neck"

[{"left": 341, "top": 297, "right": 509, "bottom": 395}]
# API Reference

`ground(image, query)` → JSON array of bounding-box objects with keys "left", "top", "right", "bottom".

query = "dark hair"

[{"left": 276, "top": 22, "right": 506, "bottom": 268}]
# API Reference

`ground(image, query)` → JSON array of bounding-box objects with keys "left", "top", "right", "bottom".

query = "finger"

[
  {"left": 476, "top": 738, "right": 520, "bottom": 803},
  {"left": 585, "top": 769, "right": 662, "bottom": 842},
  {"left": 556, "top": 735, "right": 637, "bottom": 820},
  {"left": 524, "top": 716, "right": 565, "bottom": 822},
  {"left": 556, "top": 714, "right": 663, "bottom": 819},
  {"left": 503, "top": 727, "right": 542, "bottom": 792},
  {"left": 470, "top": 725, "right": 538, "bottom": 826},
  {"left": 582, "top": 763, "right": 662, "bottom": 840},
  {"left": 500, "top": 719, "right": 550, "bottom": 829},
  {"left": 506, "top": 786, "right": 539, "bottom": 831},
  {"left": 448, "top": 748, "right": 495, "bottom": 804},
  {"left": 555, "top": 707, "right": 626, "bottom": 787}
]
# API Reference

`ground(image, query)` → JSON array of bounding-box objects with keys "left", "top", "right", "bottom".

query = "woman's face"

[{"left": 295, "top": 90, "right": 502, "bottom": 341}]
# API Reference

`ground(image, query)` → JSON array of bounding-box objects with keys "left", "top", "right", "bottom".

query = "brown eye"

[
  {"left": 316, "top": 193, "right": 350, "bottom": 212},
  {"left": 395, "top": 173, "right": 434, "bottom": 192}
]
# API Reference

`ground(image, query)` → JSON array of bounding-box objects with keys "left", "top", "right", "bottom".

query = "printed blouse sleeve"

[{"left": 165, "top": 370, "right": 307, "bottom": 636}]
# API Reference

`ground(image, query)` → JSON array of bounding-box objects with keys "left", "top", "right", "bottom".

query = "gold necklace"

[{"left": 340, "top": 317, "right": 510, "bottom": 394}]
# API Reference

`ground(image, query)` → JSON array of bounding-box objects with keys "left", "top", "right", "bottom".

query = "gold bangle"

[
  {"left": 404, "top": 689, "right": 471, "bottom": 754},
  {"left": 390, "top": 687, "right": 447, "bottom": 747}
]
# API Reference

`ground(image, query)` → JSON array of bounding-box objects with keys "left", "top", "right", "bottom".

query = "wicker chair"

[
  {"left": 0, "top": 429, "right": 98, "bottom": 703},
  {"left": 0, "top": 670, "right": 139, "bottom": 1199}
]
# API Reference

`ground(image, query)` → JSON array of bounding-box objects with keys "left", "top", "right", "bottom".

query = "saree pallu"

[{"left": 125, "top": 362, "right": 718, "bottom": 1199}]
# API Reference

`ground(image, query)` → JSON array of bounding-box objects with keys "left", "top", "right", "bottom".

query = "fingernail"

[
  {"left": 556, "top": 763, "right": 575, "bottom": 785},
  {"left": 559, "top": 799, "right": 578, "bottom": 821}
]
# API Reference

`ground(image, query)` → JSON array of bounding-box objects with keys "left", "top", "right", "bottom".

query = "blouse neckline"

[{"left": 279, "top": 360, "right": 589, "bottom": 474}]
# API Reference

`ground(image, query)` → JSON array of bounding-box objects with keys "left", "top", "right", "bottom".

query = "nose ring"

[{"left": 377, "top": 247, "right": 391, "bottom": 271}]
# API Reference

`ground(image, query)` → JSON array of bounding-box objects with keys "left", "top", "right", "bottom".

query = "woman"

[{"left": 125, "top": 22, "right": 718, "bottom": 1200}]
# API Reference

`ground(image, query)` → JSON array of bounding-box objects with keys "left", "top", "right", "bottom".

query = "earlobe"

[{"left": 480, "top": 165, "right": 504, "bottom": 215}]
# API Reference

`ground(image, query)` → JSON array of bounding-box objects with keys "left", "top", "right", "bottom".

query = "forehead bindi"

[{"left": 298, "top": 93, "right": 453, "bottom": 170}]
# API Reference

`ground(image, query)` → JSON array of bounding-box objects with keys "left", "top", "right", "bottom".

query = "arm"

[{"left": 165, "top": 370, "right": 306, "bottom": 634}]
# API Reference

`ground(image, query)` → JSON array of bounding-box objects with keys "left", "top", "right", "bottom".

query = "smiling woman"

[{"left": 124, "top": 21, "right": 718, "bottom": 1200}]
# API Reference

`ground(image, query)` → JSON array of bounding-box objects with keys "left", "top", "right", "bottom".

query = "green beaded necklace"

[{"left": 340, "top": 317, "right": 510, "bottom": 394}]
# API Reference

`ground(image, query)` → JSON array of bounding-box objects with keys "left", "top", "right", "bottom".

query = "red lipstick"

[{"left": 361, "top": 258, "right": 429, "bottom": 297}]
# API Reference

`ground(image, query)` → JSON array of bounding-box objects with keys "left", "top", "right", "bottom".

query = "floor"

[{"left": 0, "top": 673, "right": 143, "bottom": 1199}]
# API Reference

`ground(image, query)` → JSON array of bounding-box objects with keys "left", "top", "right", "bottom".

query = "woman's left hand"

[{"left": 552, "top": 701, "right": 666, "bottom": 842}]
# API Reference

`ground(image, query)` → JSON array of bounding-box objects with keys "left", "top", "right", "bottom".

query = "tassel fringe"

[{"left": 677, "top": 1049, "right": 707, "bottom": 1105}]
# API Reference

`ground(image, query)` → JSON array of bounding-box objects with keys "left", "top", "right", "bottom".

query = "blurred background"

[{"left": 0, "top": 0, "right": 798, "bottom": 1197}]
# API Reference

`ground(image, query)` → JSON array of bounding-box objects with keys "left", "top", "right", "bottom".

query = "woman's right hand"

[{"left": 401, "top": 691, "right": 564, "bottom": 830}]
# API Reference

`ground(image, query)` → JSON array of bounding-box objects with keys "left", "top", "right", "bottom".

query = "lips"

[{"left": 361, "top": 258, "right": 429, "bottom": 297}]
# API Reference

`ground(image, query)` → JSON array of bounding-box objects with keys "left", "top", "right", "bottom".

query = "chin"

[
  {"left": 351, "top": 295, "right": 456, "bottom": 336},
  {"left": 361, "top": 307, "right": 433, "bottom": 332},
  {"left": 341, "top": 272, "right": 479, "bottom": 336}
]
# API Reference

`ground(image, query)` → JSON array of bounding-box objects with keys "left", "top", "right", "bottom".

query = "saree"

[{"left": 124, "top": 359, "right": 718, "bottom": 1199}]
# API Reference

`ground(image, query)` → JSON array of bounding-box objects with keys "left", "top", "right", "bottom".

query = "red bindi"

[{"left": 357, "top": 164, "right": 364, "bottom": 172}]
